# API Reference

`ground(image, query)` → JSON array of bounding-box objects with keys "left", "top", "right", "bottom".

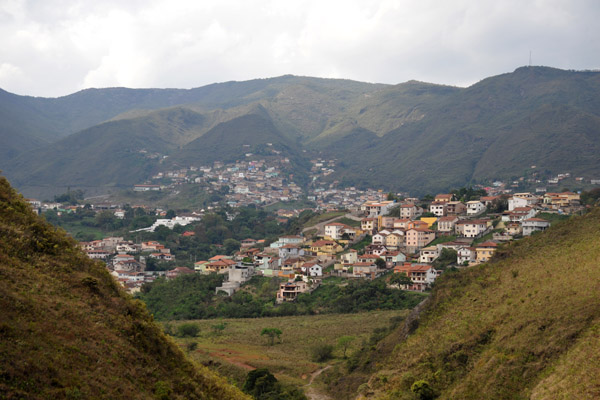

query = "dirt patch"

[{"left": 305, "top": 365, "right": 333, "bottom": 400}]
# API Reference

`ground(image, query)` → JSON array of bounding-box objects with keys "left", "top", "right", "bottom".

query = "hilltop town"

[{"left": 27, "top": 170, "right": 586, "bottom": 303}]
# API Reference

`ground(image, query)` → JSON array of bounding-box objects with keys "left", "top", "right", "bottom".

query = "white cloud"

[{"left": 0, "top": 0, "right": 599, "bottom": 97}]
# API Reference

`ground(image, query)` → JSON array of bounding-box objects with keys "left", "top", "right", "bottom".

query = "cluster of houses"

[
  {"left": 353, "top": 191, "right": 582, "bottom": 289},
  {"left": 137, "top": 157, "right": 305, "bottom": 208},
  {"left": 78, "top": 237, "right": 194, "bottom": 291},
  {"left": 194, "top": 235, "right": 331, "bottom": 302},
  {"left": 76, "top": 189, "right": 582, "bottom": 297},
  {"left": 136, "top": 156, "right": 398, "bottom": 212}
]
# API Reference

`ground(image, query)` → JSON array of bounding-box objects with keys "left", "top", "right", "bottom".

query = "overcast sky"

[{"left": 1, "top": 0, "right": 599, "bottom": 98}]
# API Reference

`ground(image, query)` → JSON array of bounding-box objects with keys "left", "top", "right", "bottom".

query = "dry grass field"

[{"left": 170, "top": 310, "right": 408, "bottom": 388}]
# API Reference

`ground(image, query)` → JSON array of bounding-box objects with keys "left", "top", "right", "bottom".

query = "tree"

[
  {"left": 374, "top": 258, "right": 387, "bottom": 269},
  {"left": 95, "top": 210, "right": 117, "bottom": 231},
  {"left": 337, "top": 336, "right": 355, "bottom": 359},
  {"left": 243, "top": 368, "right": 277, "bottom": 398},
  {"left": 488, "top": 197, "right": 508, "bottom": 213},
  {"left": 165, "top": 209, "right": 176, "bottom": 219},
  {"left": 261, "top": 328, "right": 282, "bottom": 346},
  {"left": 389, "top": 272, "right": 412, "bottom": 287},
  {"left": 224, "top": 238, "right": 241, "bottom": 255},
  {"left": 433, "top": 248, "right": 458, "bottom": 270}
]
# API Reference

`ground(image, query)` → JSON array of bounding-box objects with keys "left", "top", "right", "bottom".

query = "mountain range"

[{"left": 1, "top": 66, "right": 599, "bottom": 197}]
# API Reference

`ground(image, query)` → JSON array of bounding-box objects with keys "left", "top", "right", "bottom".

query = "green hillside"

[
  {"left": 0, "top": 76, "right": 383, "bottom": 162},
  {"left": 5, "top": 107, "right": 212, "bottom": 191},
  {"left": 0, "top": 175, "right": 249, "bottom": 399},
  {"left": 321, "top": 67, "right": 600, "bottom": 193},
  {"left": 338, "top": 208, "right": 600, "bottom": 399},
  {"left": 2, "top": 67, "right": 600, "bottom": 196}
]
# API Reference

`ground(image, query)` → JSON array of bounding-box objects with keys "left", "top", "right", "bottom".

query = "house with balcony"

[
  {"left": 458, "top": 247, "right": 477, "bottom": 265},
  {"left": 419, "top": 246, "right": 440, "bottom": 263},
  {"left": 361, "top": 200, "right": 396, "bottom": 217},
  {"left": 437, "top": 216, "right": 459, "bottom": 233},
  {"left": 276, "top": 280, "right": 309, "bottom": 303},
  {"left": 466, "top": 201, "right": 486, "bottom": 216},
  {"left": 522, "top": 218, "right": 550, "bottom": 236},
  {"left": 475, "top": 241, "right": 498, "bottom": 264},
  {"left": 429, "top": 202, "right": 447, "bottom": 217},
  {"left": 361, "top": 217, "right": 378, "bottom": 233},
  {"left": 405, "top": 228, "right": 435, "bottom": 253},
  {"left": 393, "top": 262, "right": 438, "bottom": 291},
  {"left": 455, "top": 219, "right": 489, "bottom": 238}
]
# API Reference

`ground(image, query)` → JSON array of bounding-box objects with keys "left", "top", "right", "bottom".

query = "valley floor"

[{"left": 168, "top": 310, "right": 409, "bottom": 394}]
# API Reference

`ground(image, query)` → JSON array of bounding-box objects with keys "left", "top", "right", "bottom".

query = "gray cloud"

[{"left": 1, "top": 0, "right": 599, "bottom": 97}]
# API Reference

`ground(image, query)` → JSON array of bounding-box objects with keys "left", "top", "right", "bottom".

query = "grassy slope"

[
  {"left": 174, "top": 311, "right": 409, "bottom": 387},
  {"left": 364, "top": 209, "right": 600, "bottom": 399},
  {"left": 0, "top": 176, "right": 248, "bottom": 399}
]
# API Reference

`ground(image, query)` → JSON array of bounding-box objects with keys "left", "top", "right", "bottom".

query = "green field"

[{"left": 170, "top": 310, "right": 408, "bottom": 390}]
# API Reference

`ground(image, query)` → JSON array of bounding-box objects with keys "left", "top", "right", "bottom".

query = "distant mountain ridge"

[{"left": 2, "top": 67, "right": 599, "bottom": 196}]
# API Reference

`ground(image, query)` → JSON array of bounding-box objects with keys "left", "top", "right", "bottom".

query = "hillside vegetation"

[
  {"left": 0, "top": 176, "right": 248, "bottom": 399},
  {"left": 3, "top": 67, "right": 600, "bottom": 197},
  {"left": 352, "top": 208, "right": 600, "bottom": 399}
]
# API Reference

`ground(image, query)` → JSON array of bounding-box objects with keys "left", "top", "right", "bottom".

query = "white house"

[
  {"left": 456, "top": 220, "right": 489, "bottom": 238},
  {"left": 270, "top": 235, "right": 304, "bottom": 249},
  {"left": 278, "top": 244, "right": 304, "bottom": 260},
  {"left": 522, "top": 218, "right": 550, "bottom": 236},
  {"left": 372, "top": 232, "right": 388, "bottom": 245},
  {"left": 361, "top": 200, "right": 396, "bottom": 217},
  {"left": 324, "top": 222, "right": 355, "bottom": 240},
  {"left": 419, "top": 246, "right": 440, "bottom": 263},
  {"left": 429, "top": 202, "right": 446, "bottom": 217},
  {"left": 458, "top": 247, "right": 476, "bottom": 265},
  {"left": 300, "top": 262, "right": 323, "bottom": 277},
  {"left": 508, "top": 193, "right": 539, "bottom": 211},
  {"left": 466, "top": 201, "right": 486, "bottom": 216}
]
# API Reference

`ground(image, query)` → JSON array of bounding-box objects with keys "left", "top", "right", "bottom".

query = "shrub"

[
  {"left": 411, "top": 380, "right": 436, "bottom": 400},
  {"left": 176, "top": 323, "right": 200, "bottom": 338},
  {"left": 311, "top": 343, "right": 334, "bottom": 363},
  {"left": 186, "top": 342, "right": 198, "bottom": 352}
]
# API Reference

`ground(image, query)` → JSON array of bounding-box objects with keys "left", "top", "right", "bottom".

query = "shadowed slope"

[{"left": 0, "top": 175, "right": 249, "bottom": 399}]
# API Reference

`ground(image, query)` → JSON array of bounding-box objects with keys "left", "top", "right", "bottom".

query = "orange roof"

[
  {"left": 438, "top": 216, "right": 458, "bottom": 221},
  {"left": 312, "top": 240, "right": 336, "bottom": 247}
]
